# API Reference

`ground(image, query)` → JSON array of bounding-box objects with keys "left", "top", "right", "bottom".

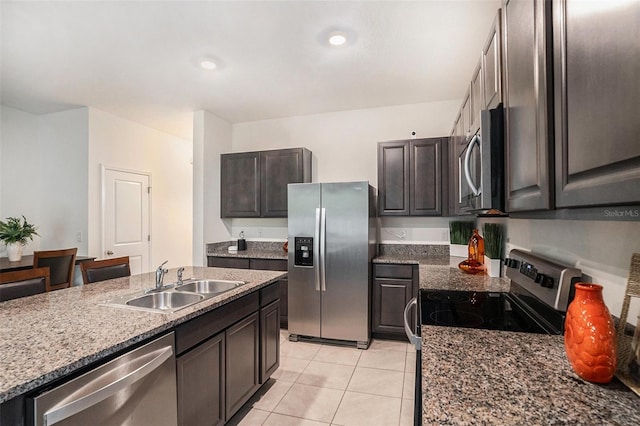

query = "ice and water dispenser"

[{"left": 294, "top": 237, "right": 314, "bottom": 267}]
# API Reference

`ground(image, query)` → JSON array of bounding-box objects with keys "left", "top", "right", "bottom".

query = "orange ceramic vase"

[{"left": 564, "top": 283, "right": 617, "bottom": 383}]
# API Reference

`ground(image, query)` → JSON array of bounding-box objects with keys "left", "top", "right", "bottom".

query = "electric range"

[{"left": 406, "top": 249, "right": 583, "bottom": 426}]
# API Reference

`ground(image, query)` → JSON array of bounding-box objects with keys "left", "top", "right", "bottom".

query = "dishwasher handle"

[
  {"left": 404, "top": 297, "right": 422, "bottom": 351},
  {"left": 43, "top": 345, "right": 173, "bottom": 426}
]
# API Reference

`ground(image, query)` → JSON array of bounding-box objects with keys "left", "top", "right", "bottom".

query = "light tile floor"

[{"left": 228, "top": 330, "right": 416, "bottom": 426}]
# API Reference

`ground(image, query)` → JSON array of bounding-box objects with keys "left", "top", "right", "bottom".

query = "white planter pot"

[
  {"left": 450, "top": 244, "right": 468, "bottom": 258},
  {"left": 6, "top": 242, "right": 24, "bottom": 262},
  {"left": 485, "top": 257, "right": 502, "bottom": 277}
]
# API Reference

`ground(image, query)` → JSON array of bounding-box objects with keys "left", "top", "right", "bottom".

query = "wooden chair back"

[
  {"left": 33, "top": 248, "right": 77, "bottom": 291},
  {"left": 0, "top": 267, "right": 50, "bottom": 302},
  {"left": 80, "top": 256, "right": 131, "bottom": 284}
]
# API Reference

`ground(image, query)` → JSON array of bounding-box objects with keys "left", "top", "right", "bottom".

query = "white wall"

[
  {"left": 88, "top": 108, "right": 193, "bottom": 272},
  {"left": 0, "top": 106, "right": 88, "bottom": 256},
  {"left": 229, "top": 100, "right": 460, "bottom": 242},
  {"left": 193, "top": 110, "right": 233, "bottom": 265}
]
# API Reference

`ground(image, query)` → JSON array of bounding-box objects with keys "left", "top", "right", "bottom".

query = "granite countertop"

[
  {"left": 0, "top": 266, "right": 285, "bottom": 403},
  {"left": 421, "top": 326, "right": 640, "bottom": 425},
  {"left": 207, "top": 241, "right": 288, "bottom": 260}
]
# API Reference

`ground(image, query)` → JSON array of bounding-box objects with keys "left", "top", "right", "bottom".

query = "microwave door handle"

[{"left": 464, "top": 134, "right": 482, "bottom": 197}]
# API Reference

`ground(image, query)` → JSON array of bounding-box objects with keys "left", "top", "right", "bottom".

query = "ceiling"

[{"left": 1, "top": 1, "right": 501, "bottom": 140}]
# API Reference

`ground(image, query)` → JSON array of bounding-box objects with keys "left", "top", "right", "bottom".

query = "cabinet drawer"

[
  {"left": 374, "top": 264, "right": 413, "bottom": 279},
  {"left": 208, "top": 257, "right": 251, "bottom": 269},
  {"left": 250, "top": 258, "right": 287, "bottom": 271},
  {"left": 260, "top": 282, "right": 280, "bottom": 307}
]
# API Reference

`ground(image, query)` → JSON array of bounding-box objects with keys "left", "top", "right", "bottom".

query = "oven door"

[{"left": 458, "top": 132, "right": 482, "bottom": 212}]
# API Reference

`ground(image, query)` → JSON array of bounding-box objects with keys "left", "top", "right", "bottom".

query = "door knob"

[{"left": 106, "top": 250, "right": 114, "bottom": 255}]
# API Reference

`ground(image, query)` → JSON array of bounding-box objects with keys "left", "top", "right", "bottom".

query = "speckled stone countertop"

[
  {"left": 0, "top": 266, "right": 285, "bottom": 403},
  {"left": 421, "top": 326, "right": 640, "bottom": 425},
  {"left": 207, "top": 241, "right": 288, "bottom": 260}
]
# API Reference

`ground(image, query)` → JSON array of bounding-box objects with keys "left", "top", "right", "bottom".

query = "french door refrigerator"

[{"left": 287, "top": 181, "right": 377, "bottom": 349}]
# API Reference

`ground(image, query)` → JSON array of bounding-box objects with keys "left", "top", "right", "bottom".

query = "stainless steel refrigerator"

[{"left": 287, "top": 181, "right": 377, "bottom": 349}]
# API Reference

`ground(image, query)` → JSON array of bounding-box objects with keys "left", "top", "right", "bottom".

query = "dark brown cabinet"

[
  {"left": 208, "top": 256, "right": 289, "bottom": 328},
  {"left": 175, "top": 285, "right": 279, "bottom": 424},
  {"left": 226, "top": 312, "right": 260, "bottom": 417},
  {"left": 470, "top": 63, "right": 483, "bottom": 134},
  {"left": 221, "top": 148, "right": 311, "bottom": 218},
  {"left": 482, "top": 12, "right": 503, "bottom": 110},
  {"left": 503, "top": 0, "right": 554, "bottom": 212},
  {"left": 260, "top": 300, "right": 280, "bottom": 383},
  {"left": 378, "top": 138, "right": 447, "bottom": 217},
  {"left": 552, "top": 0, "right": 640, "bottom": 208},
  {"left": 177, "top": 333, "right": 225, "bottom": 426},
  {"left": 371, "top": 264, "right": 418, "bottom": 339}
]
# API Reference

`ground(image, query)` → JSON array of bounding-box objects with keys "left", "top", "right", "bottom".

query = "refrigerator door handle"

[
  {"left": 314, "top": 208, "right": 321, "bottom": 291},
  {"left": 320, "top": 207, "right": 327, "bottom": 291}
]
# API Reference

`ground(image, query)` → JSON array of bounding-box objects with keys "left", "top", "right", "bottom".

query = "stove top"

[{"left": 419, "top": 249, "right": 583, "bottom": 336}]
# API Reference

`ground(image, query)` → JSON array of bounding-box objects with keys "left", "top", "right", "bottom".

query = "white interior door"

[{"left": 102, "top": 167, "right": 151, "bottom": 275}]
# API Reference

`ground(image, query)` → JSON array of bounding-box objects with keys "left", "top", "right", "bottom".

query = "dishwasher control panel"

[{"left": 294, "top": 237, "right": 314, "bottom": 267}]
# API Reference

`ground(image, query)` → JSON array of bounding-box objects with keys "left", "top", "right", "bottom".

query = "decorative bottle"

[
  {"left": 458, "top": 229, "right": 485, "bottom": 274},
  {"left": 564, "top": 283, "right": 617, "bottom": 383}
]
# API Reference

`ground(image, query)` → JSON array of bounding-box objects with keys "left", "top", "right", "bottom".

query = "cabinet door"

[
  {"left": 278, "top": 278, "right": 288, "bottom": 328},
  {"left": 410, "top": 138, "right": 445, "bottom": 216},
  {"left": 503, "top": 0, "right": 554, "bottom": 212},
  {"left": 372, "top": 278, "right": 413, "bottom": 336},
  {"left": 260, "top": 300, "right": 280, "bottom": 383},
  {"left": 261, "top": 148, "right": 311, "bottom": 217},
  {"left": 221, "top": 152, "right": 260, "bottom": 218},
  {"left": 208, "top": 257, "right": 251, "bottom": 269},
  {"left": 177, "top": 333, "right": 225, "bottom": 426},
  {"left": 226, "top": 312, "right": 260, "bottom": 418},
  {"left": 470, "top": 62, "right": 483, "bottom": 134},
  {"left": 483, "top": 12, "right": 502, "bottom": 109},
  {"left": 460, "top": 89, "right": 471, "bottom": 140},
  {"left": 378, "top": 141, "right": 410, "bottom": 215},
  {"left": 553, "top": 0, "right": 640, "bottom": 208}
]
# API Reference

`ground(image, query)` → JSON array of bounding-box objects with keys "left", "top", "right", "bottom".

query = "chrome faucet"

[
  {"left": 177, "top": 267, "right": 185, "bottom": 285},
  {"left": 155, "top": 260, "right": 168, "bottom": 289}
]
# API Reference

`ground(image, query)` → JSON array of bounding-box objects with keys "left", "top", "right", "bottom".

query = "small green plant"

[
  {"left": 483, "top": 223, "right": 504, "bottom": 259},
  {"left": 449, "top": 221, "right": 475, "bottom": 245},
  {"left": 0, "top": 216, "right": 39, "bottom": 245}
]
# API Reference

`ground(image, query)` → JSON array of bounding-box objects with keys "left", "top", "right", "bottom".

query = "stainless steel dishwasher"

[{"left": 28, "top": 332, "right": 177, "bottom": 426}]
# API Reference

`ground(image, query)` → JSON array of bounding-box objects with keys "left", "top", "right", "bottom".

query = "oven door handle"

[
  {"left": 464, "top": 134, "right": 481, "bottom": 197},
  {"left": 404, "top": 297, "right": 421, "bottom": 351}
]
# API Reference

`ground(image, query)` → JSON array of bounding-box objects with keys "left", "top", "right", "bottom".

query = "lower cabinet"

[
  {"left": 177, "top": 333, "right": 225, "bottom": 426},
  {"left": 371, "top": 264, "right": 418, "bottom": 340},
  {"left": 226, "top": 312, "right": 260, "bottom": 417},
  {"left": 175, "top": 284, "right": 279, "bottom": 425}
]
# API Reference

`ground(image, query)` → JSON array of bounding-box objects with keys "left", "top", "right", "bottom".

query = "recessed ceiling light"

[
  {"left": 200, "top": 59, "right": 217, "bottom": 70},
  {"left": 328, "top": 32, "right": 347, "bottom": 46}
]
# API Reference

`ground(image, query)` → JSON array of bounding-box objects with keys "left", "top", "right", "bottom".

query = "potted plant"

[
  {"left": 483, "top": 223, "right": 504, "bottom": 277},
  {"left": 449, "top": 221, "right": 475, "bottom": 257},
  {"left": 0, "top": 216, "right": 38, "bottom": 261}
]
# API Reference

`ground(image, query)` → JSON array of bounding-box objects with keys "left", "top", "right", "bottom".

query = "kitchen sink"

[
  {"left": 174, "top": 279, "right": 244, "bottom": 295},
  {"left": 125, "top": 291, "right": 204, "bottom": 311},
  {"left": 100, "top": 278, "right": 246, "bottom": 313}
]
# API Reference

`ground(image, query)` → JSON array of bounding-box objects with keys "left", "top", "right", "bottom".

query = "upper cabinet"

[
  {"left": 470, "top": 63, "right": 483, "bottom": 134},
  {"left": 482, "top": 13, "right": 502, "bottom": 110},
  {"left": 552, "top": 0, "right": 640, "bottom": 208},
  {"left": 378, "top": 137, "right": 447, "bottom": 217},
  {"left": 503, "top": 0, "right": 554, "bottom": 212},
  {"left": 221, "top": 148, "right": 312, "bottom": 218}
]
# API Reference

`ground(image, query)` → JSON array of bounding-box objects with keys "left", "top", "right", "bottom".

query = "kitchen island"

[{"left": 0, "top": 266, "right": 286, "bottom": 423}]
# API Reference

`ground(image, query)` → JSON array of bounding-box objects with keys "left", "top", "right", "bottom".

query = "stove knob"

[
  {"left": 534, "top": 273, "right": 545, "bottom": 284},
  {"left": 543, "top": 276, "right": 555, "bottom": 288}
]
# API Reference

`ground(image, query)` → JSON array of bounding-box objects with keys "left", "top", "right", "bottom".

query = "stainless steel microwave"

[{"left": 458, "top": 105, "right": 505, "bottom": 213}]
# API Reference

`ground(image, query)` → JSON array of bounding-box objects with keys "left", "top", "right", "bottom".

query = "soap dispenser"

[{"left": 237, "top": 231, "right": 247, "bottom": 251}]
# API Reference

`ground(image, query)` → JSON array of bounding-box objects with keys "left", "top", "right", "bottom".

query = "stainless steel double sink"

[{"left": 101, "top": 279, "right": 246, "bottom": 313}]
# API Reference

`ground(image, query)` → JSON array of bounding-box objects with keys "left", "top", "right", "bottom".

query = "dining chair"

[
  {"left": 80, "top": 256, "right": 131, "bottom": 284},
  {"left": 0, "top": 267, "right": 50, "bottom": 302},
  {"left": 32, "top": 248, "right": 77, "bottom": 291}
]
